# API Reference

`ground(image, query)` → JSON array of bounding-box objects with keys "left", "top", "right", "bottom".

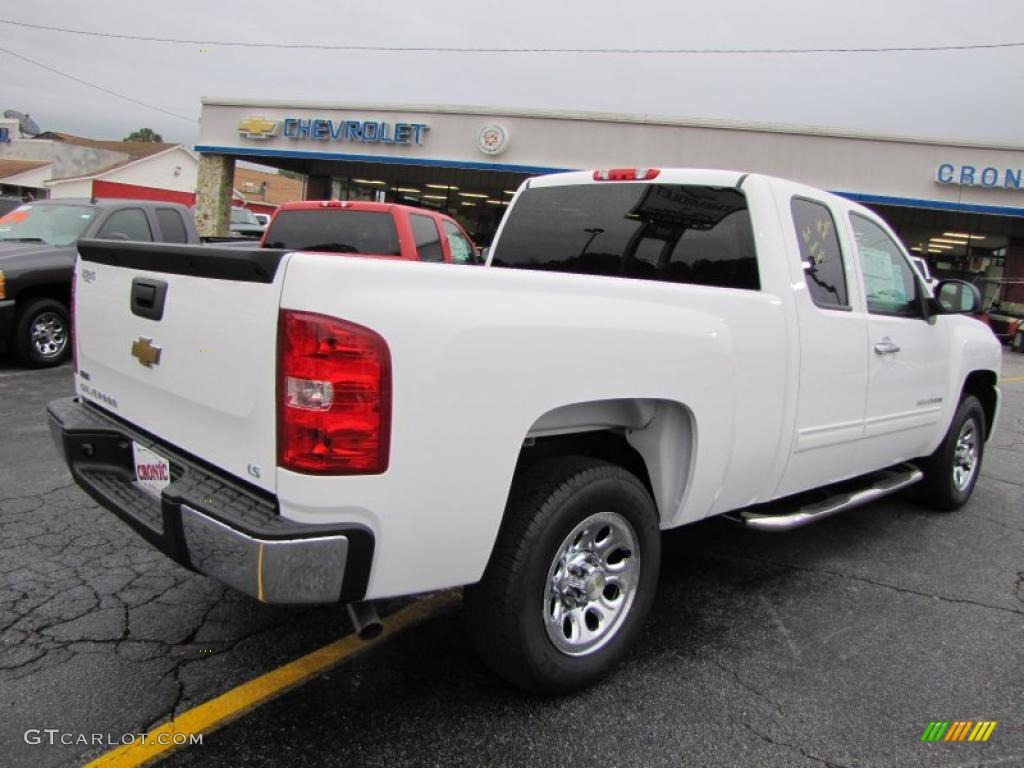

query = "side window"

[
  {"left": 155, "top": 208, "right": 188, "bottom": 244},
  {"left": 442, "top": 220, "right": 474, "bottom": 264},
  {"left": 96, "top": 209, "right": 153, "bottom": 241},
  {"left": 791, "top": 198, "right": 848, "bottom": 309},
  {"left": 410, "top": 214, "right": 443, "bottom": 262},
  {"left": 850, "top": 213, "right": 921, "bottom": 317}
]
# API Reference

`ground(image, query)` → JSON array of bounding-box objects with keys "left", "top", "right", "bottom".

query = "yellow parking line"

[
  {"left": 85, "top": 591, "right": 457, "bottom": 768},
  {"left": 1000, "top": 374, "right": 1024, "bottom": 383}
]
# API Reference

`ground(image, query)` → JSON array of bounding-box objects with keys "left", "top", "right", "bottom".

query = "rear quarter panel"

[{"left": 277, "top": 219, "right": 794, "bottom": 598}]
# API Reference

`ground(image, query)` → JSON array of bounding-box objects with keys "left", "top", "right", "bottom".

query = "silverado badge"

[{"left": 131, "top": 337, "right": 162, "bottom": 367}]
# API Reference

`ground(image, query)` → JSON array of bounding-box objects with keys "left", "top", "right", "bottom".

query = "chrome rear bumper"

[
  {"left": 47, "top": 396, "right": 374, "bottom": 604},
  {"left": 181, "top": 506, "right": 349, "bottom": 603}
]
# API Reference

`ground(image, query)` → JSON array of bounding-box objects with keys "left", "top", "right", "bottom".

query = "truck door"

[
  {"left": 773, "top": 189, "right": 870, "bottom": 498},
  {"left": 846, "top": 212, "right": 949, "bottom": 462}
]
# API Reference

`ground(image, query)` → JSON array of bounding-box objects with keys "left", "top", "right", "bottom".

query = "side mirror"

[
  {"left": 935, "top": 279, "right": 982, "bottom": 314},
  {"left": 480, "top": 246, "right": 491, "bottom": 264}
]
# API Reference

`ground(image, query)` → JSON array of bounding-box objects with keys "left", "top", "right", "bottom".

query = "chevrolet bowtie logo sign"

[
  {"left": 131, "top": 337, "right": 162, "bottom": 367},
  {"left": 237, "top": 116, "right": 279, "bottom": 140}
]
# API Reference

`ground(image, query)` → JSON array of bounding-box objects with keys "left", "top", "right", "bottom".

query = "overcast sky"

[{"left": 2, "top": 0, "right": 1022, "bottom": 147}]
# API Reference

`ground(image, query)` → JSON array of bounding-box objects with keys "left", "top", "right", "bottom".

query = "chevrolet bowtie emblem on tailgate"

[
  {"left": 237, "top": 116, "right": 279, "bottom": 139},
  {"left": 131, "top": 337, "right": 162, "bottom": 367}
]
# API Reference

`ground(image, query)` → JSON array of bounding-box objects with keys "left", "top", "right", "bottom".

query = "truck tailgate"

[{"left": 74, "top": 241, "right": 289, "bottom": 493}]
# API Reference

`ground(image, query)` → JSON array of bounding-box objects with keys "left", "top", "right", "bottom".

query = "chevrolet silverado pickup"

[
  {"left": 261, "top": 200, "right": 481, "bottom": 264},
  {"left": 48, "top": 169, "right": 1001, "bottom": 692},
  {"left": 0, "top": 199, "right": 200, "bottom": 367}
]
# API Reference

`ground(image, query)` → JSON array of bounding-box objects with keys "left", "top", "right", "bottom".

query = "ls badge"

[{"left": 131, "top": 337, "right": 162, "bottom": 367}]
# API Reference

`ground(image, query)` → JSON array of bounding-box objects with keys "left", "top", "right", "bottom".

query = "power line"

[
  {"left": 1, "top": 18, "right": 1022, "bottom": 54},
  {"left": 0, "top": 44, "right": 196, "bottom": 123}
]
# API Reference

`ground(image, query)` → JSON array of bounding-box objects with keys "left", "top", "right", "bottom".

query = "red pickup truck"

[{"left": 261, "top": 200, "right": 481, "bottom": 264}]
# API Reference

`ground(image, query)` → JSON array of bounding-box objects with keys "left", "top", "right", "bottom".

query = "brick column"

[{"left": 194, "top": 154, "right": 235, "bottom": 237}]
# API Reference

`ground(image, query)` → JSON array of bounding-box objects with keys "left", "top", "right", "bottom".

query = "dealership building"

[{"left": 195, "top": 99, "right": 1024, "bottom": 309}]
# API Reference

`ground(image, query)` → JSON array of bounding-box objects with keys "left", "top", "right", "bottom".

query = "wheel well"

[
  {"left": 962, "top": 369, "right": 997, "bottom": 438},
  {"left": 15, "top": 283, "right": 70, "bottom": 312},
  {"left": 515, "top": 398, "right": 695, "bottom": 524},
  {"left": 517, "top": 430, "right": 655, "bottom": 502}
]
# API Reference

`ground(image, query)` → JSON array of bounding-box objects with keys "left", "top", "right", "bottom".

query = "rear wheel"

[
  {"left": 917, "top": 395, "right": 986, "bottom": 511},
  {"left": 464, "top": 456, "right": 660, "bottom": 693},
  {"left": 14, "top": 299, "right": 70, "bottom": 368}
]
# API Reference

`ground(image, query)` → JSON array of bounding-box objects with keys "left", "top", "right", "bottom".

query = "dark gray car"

[{"left": 0, "top": 199, "right": 199, "bottom": 367}]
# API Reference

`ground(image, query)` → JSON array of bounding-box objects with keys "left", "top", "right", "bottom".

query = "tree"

[{"left": 124, "top": 128, "right": 163, "bottom": 143}]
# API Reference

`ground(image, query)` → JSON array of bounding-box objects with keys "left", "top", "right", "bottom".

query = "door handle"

[
  {"left": 874, "top": 338, "right": 900, "bottom": 355},
  {"left": 130, "top": 278, "right": 168, "bottom": 321}
]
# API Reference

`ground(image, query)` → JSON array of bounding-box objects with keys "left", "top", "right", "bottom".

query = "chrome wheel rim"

[
  {"left": 543, "top": 511, "right": 640, "bottom": 657},
  {"left": 952, "top": 419, "right": 979, "bottom": 492},
  {"left": 30, "top": 312, "right": 67, "bottom": 359}
]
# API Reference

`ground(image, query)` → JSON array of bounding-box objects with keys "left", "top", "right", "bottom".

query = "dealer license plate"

[{"left": 133, "top": 442, "right": 171, "bottom": 498}]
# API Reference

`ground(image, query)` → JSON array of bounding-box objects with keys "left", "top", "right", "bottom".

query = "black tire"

[
  {"left": 14, "top": 298, "right": 70, "bottom": 368},
  {"left": 916, "top": 395, "right": 986, "bottom": 511},
  {"left": 464, "top": 456, "right": 661, "bottom": 694}
]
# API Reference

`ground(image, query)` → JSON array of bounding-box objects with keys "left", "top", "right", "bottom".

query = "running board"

[{"left": 724, "top": 464, "right": 924, "bottom": 532}]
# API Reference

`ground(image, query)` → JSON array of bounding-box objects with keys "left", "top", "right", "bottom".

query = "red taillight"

[
  {"left": 277, "top": 310, "right": 391, "bottom": 475},
  {"left": 592, "top": 168, "right": 661, "bottom": 181},
  {"left": 71, "top": 268, "right": 78, "bottom": 373}
]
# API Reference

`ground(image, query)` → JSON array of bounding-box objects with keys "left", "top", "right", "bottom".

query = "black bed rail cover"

[{"left": 77, "top": 240, "right": 288, "bottom": 284}]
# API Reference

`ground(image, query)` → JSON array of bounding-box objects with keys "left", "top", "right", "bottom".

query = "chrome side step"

[{"left": 724, "top": 464, "right": 924, "bottom": 532}]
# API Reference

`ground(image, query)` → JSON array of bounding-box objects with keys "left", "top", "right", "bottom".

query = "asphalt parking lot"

[{"left": 1, "top": 353, "right": 1022, "bottom": 768}]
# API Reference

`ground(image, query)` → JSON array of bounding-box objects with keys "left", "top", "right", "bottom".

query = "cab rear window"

[
  {"left": 492, "top": 184, "right": 759, "bottom": 290},
  {"left": 264, "top": 210, "right": 400, "bottom": 255}
]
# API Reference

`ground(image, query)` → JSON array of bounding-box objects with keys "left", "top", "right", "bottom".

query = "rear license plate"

[{"left": 133, "top": 442, "right": 171, "bottom": 497}]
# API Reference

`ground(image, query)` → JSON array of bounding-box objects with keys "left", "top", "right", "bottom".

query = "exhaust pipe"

[{"left": 346, "top": 601, "right": 383, "bottom": 640}]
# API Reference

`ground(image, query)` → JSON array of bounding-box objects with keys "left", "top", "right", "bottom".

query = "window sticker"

[
  {"left": 448, "top": 234, "right": 470, "bottom": 262},
  {"left": 800, "top": 216, "right": 833, "bottom": 266},
  {"left": 861, "top": 246, "right": 906, "bottom": 305},
  {"left": 791, "top": 198, "right": 847, "bottom": 308}
]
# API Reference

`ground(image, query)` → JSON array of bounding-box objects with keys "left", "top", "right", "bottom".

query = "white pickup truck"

[{"left": 48, "top": 168, "right": 1001, "bottom": 692}]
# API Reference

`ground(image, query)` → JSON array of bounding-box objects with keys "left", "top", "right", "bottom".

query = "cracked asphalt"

[{"left": 2, "top": 352, "right": 1023, "bottom": 768}]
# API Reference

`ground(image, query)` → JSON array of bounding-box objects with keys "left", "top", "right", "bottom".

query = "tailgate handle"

[{"left": 130, "top": 278, "right": 168, "bottom": 321}]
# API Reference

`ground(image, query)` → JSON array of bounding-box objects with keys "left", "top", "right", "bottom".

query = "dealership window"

[
  {"left": 410, "top": 214, "right": 444, "bottom": 262},
  {"left": 491, "top": 184, "right": 759, "bottom": 290},
  {"left": 791, "top": 198, "right": 848, "bottom": 309},
  {"left": 850, "top": 213, "right": 921, "bottom": 317},
  {"left": 96, "top": 209, "right": 152, "bottom": 241},
  {"left": 156, "top": 208, "right": 188, "bottom": 244},
  {"left": 319, "top": 170, "right": 524, "bottom": 246}
]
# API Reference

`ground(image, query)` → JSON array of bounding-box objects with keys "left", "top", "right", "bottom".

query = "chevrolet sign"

[
  {"left": 237, "top": 117, "right": 279, "bottom": 140},
  {"left": 282, "top": 118, "right": 429, "bottom": 145}
]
